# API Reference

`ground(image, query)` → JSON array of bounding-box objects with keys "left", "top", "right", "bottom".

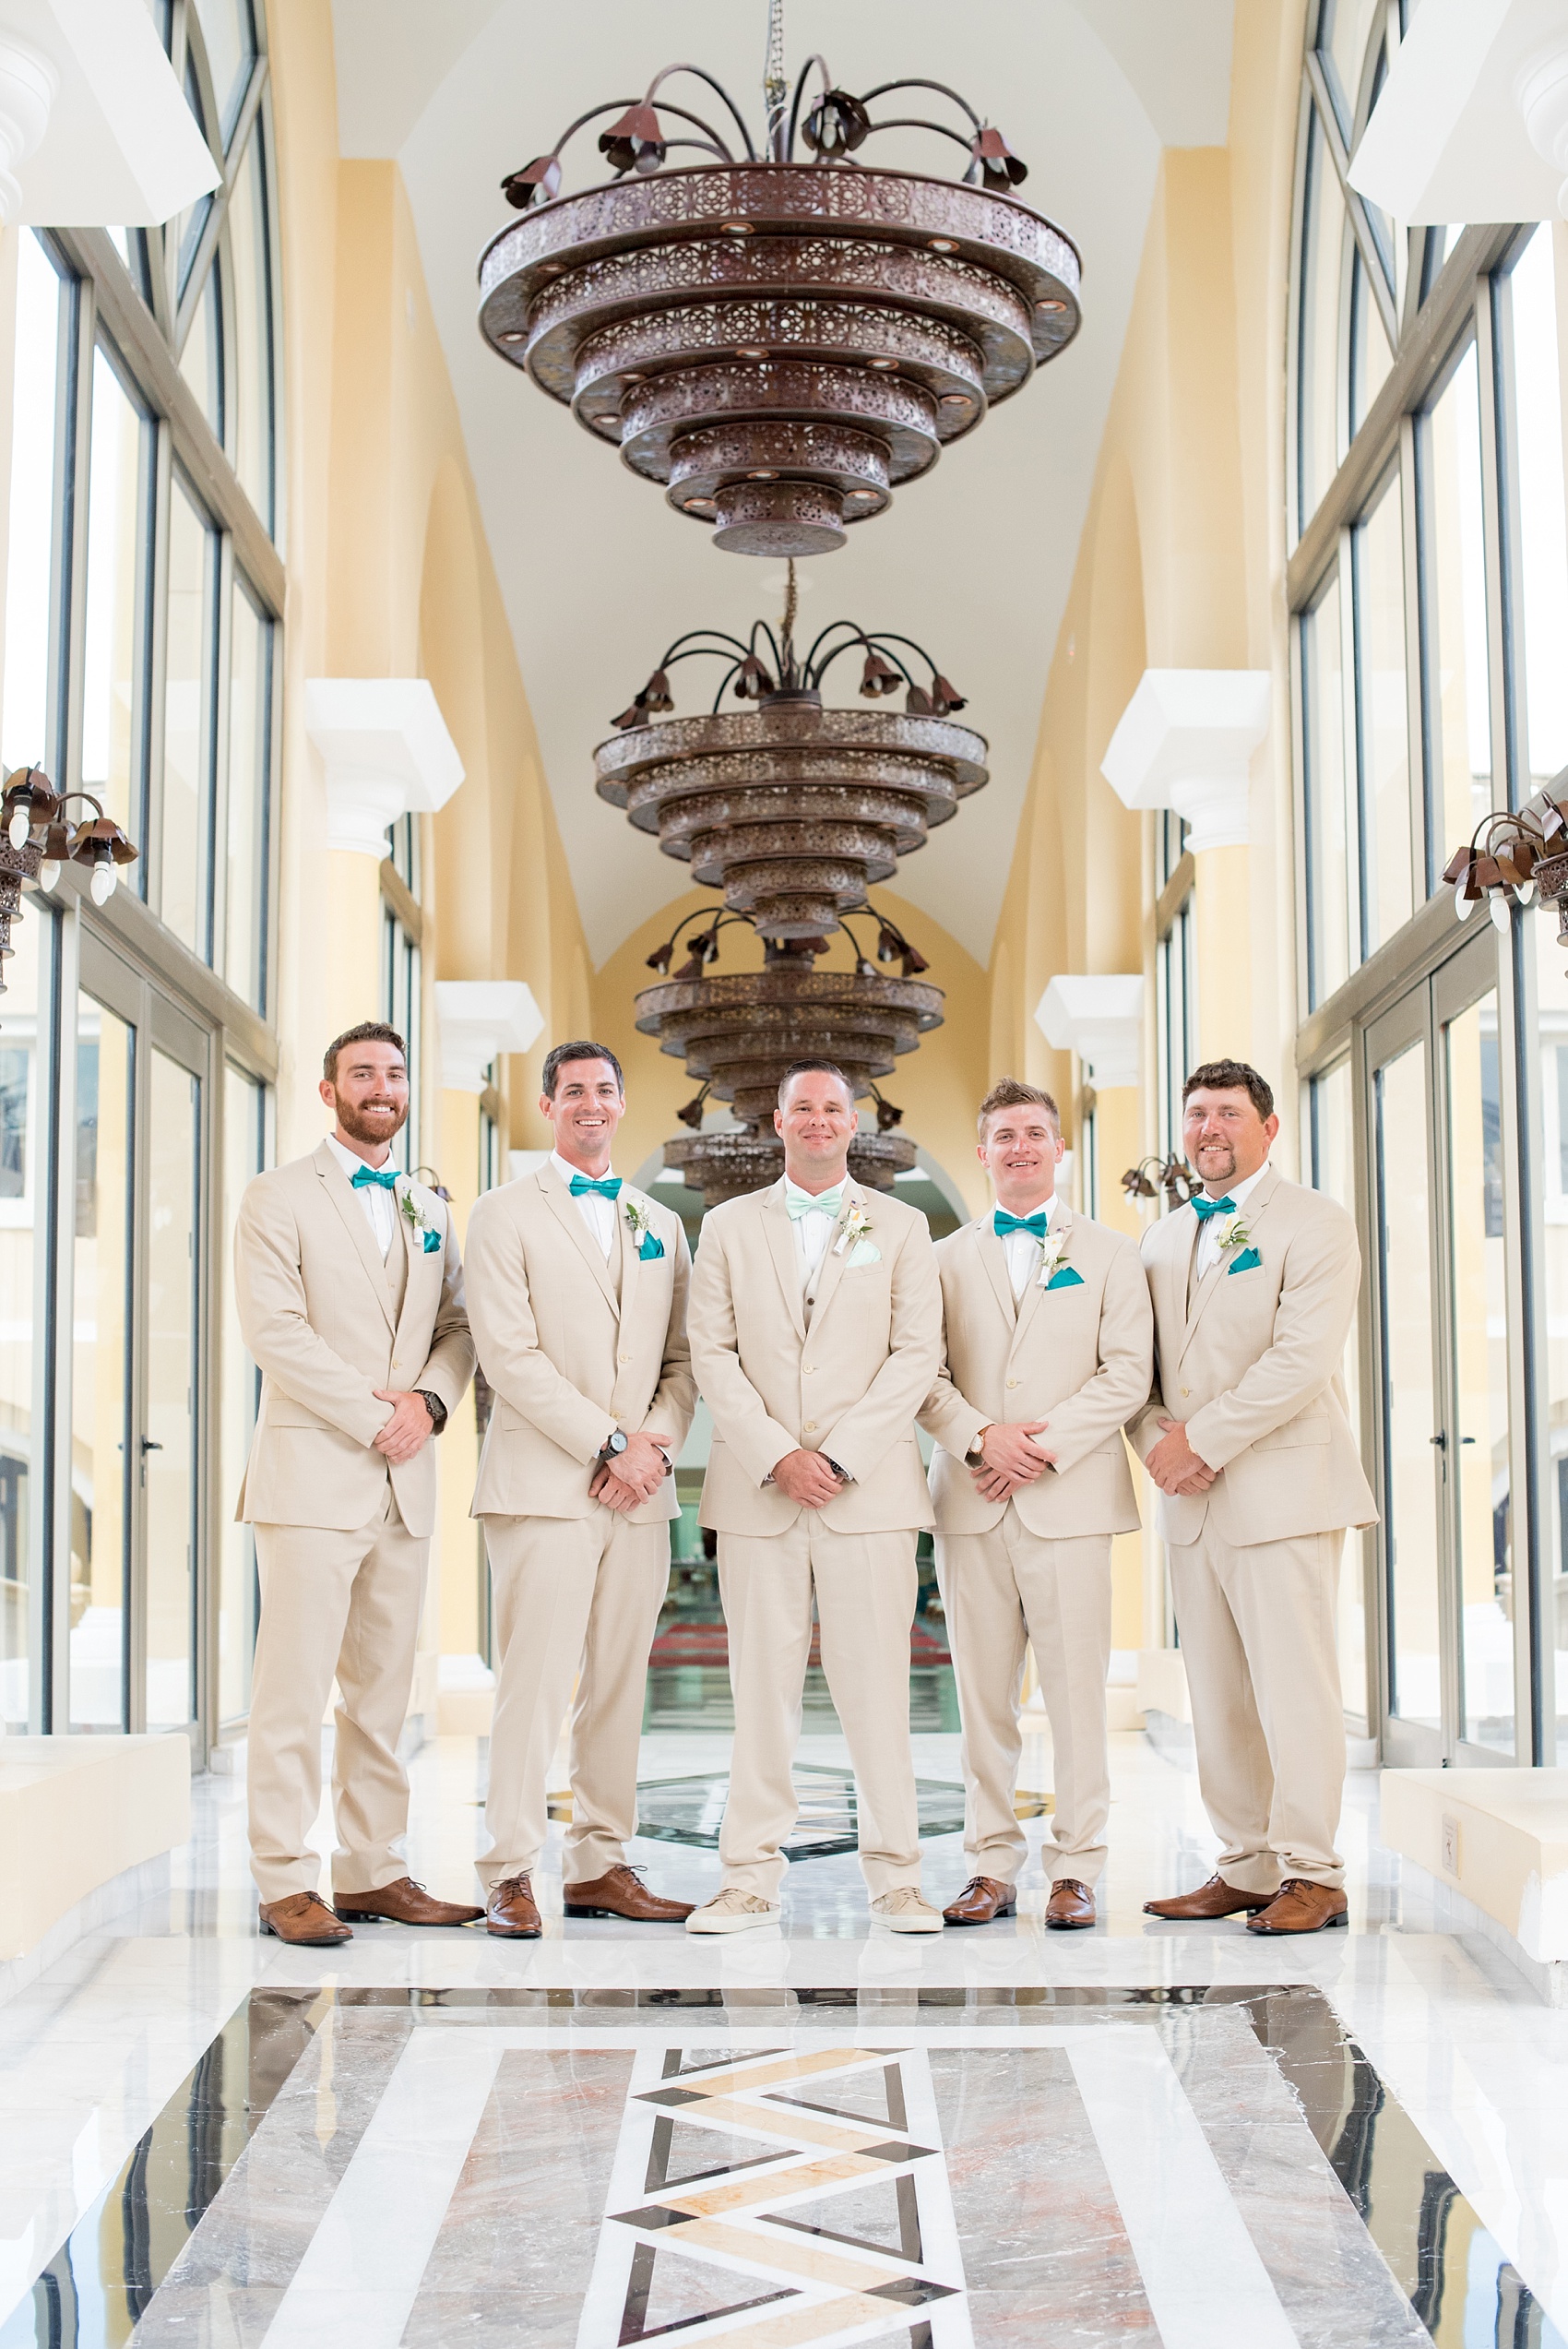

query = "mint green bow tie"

[
  {"left": 993, "top": 1208, "right": 1051, "bottom": 1240},
  {"left": 787, "top": 1185, "right": 842, "bottom": 1221},
  {"left": 1192, "top": 1194, "right": 1237, "bottom": 1222},
  {"left": 568, "top": 1173, "right": 622, "bottom": 1199},
  {"left": 350, "top": 1166, "right": 398, "bottom": 1190}
]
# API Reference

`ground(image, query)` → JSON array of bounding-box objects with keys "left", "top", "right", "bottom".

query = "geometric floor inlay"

[{"left": 4, "top": 1985, "right": 1563, "bottom": 2349}]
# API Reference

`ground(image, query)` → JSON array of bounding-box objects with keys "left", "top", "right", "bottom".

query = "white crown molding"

[
  {"left": 304, "top": 678, "right": 464, "bottom": 858},
  {"left": 1100, "top": 669, "right": 1270, "bottom": 853},
  {"left": 1, "top": 0, "right": 218, "bottom": 227},
  {"left": 1350, "top": 0, "right": 1568, "bottom": 225},
  {"left": 1036, "top": 974, "right": 1144, "bottom": 1090},
  {"left": 434, "top": 981, "right": 543, "bottom": 1092}
]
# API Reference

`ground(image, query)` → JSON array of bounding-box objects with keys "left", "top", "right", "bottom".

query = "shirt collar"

[
  {"left": 783, "top": 1174, "right": 847, "bottom": 1212},
  {"left": 1199, "top": 1163, "right": 1268, "bottom": 1214},
  {"left": 327, "top": 1133, "right": 395, "bottom": 1184},
  {"left": 993, "top": 1190, "right": 1063, "bottom": 1231},
  {"left": 552, "top": 1150, "right": 617, "bottom": 1191}
]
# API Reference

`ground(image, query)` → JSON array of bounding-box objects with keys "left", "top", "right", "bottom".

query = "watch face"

[{"left": 608, "top": 1431, "right": 627, "bottom": 1454}]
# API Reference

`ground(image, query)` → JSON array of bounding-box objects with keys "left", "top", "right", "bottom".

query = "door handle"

[
  {"left": 139, "top": 1436, "right": 162, "bottom": 1453},
  {"left": 1430, "top": 1434, "right": 1447, "bottom": 1449}
]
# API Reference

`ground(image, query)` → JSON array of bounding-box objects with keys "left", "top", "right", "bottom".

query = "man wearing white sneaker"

[{"left": 685, "top": 1060, "right": 944, "bottom": 1935}]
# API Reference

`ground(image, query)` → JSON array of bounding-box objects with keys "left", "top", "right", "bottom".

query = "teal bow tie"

[
  {"left": 350, "top": 1166, "right": 398, "bottom": 1190},
  {"left": 787, "top": 1185, "right": 842, "bottom": 1222},
  {"left": 568, "top": 1173, "right": 622, "bottom": 1199},
  {"left": 1192, "top": 1194, "right": 1237, "bottom": 1222},
  {"left": 993, "top": 1208, "right": 1051, "bottom": 1240}
]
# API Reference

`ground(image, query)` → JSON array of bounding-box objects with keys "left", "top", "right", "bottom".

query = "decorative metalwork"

[
  {"left": 0, "top": 768, "right": 138, "bottom": 1016},
  {"left": 1122, "top": 1152, "right": 1197, "bottom": 1207},
  {"left": 598, "top": 569, "right": 985, "bottom": 1205},
  {"left": 479, "top": 12, "right": 1080, "bottom": 554},
  {"left": 1441, "top": 779, "right": 1568, "bottom": 944}
]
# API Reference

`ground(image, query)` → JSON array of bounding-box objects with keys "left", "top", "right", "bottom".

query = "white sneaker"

[
  {"left": 871, "top": 1888, "right": 944, "bottom": 1934},
  {"left": 685, "top": 1887, "right": 783, "bottom": 1934}
]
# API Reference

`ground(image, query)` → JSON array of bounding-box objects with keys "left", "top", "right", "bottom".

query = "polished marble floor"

[{"left": 4, "top": 1726, "right": 1568, "bottom": 2345}]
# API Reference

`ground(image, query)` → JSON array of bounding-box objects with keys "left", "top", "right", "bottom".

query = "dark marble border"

[{"left": 2, "top": 1985, "right": 1561, "bottom": 2349}]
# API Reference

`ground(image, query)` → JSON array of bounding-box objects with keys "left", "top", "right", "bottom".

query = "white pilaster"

[
  {"left": 305, "top": 678, "right": 465, "bottom": 858},
  {"left": 434, "top": 981, "right": 544, "bottom": 1093},
  {"left": 1036, "top": 975, "right": 1145, "bottom": 1089},
  {"left": 1100, "top": 669, "right": 1270, "bottom": 853}
]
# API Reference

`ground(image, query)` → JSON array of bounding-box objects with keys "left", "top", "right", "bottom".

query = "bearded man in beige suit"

[
  {"left": 464, "top": 1041, "right": 696, "bottom": 1938},
  {"left": 1131, "top": 1059, "right": 1377, "bottom": 1936},
  {"left": 235, "top": 1021, "right": 479, "bottom": 1947},
  {"left": 921, "top": 1079, "right": 1152, "bottom": 1931},
  {"left": 685, "top": 1059, "right": 945, "bottom": 1935}
]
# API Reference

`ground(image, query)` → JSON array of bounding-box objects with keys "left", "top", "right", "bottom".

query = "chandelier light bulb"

[
  {"left": 38, "top": 858, "right": 58, "bottom": 889},
  {"left": 89, "top": 861, "right": 115, "bottom": 905},
  {"left": 1455, "top": 879, "right": 1476, "bottom": 918},
  {"left": 6, "top": 806, "right": 28, "bottom": 851},
  {"left": 1491, "top": 892, "right": 1512, "bottom": 933}
]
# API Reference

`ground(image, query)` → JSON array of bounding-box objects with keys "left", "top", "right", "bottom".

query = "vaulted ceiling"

[{"left": 329, "top": 1, "right": 1235, "bottom": 967}]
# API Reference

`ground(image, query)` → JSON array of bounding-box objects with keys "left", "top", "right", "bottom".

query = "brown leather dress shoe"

[
  {"left": 1143, "top": 1872, "right": 1275, "bottom": 1921},
  {"left": 943, "top": 1876, "right": 1016, "bottom": 1926},
  {"left": 486, "top": 1874, "right": 542, "bottom": 1938},
  {"left": 258, "top": 1892, "right": 352, "bottom": 1946},
  {"left": 1046, "top": 1878, "right": 1097, "bottom": 1929},
  {"left": 563, "top": 1865, "right": 694, "bottom": 1922},
  {"left": 1246, "top": 1878, "right": 1348, "bottom": 1934},
  {"left": 334, "top": 1877, "right": 484, "bottom": 1927}
]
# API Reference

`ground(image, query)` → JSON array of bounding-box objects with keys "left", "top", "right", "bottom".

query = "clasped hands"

[
  {"left": 589, "top": 1428, "right": 672, "bottom": 1516},
  {"left": 373, "top": 1389, "right": 432, "bottom": 1465},
  {"left": 1143, "top": 1416, "right": 1216, "bottom": 1496},
  {"left": 970, "top": 1420, "right": 1056, "bottom": 1503}
]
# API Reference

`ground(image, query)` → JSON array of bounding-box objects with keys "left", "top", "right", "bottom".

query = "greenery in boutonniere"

[
  {"left": 624, "top": 1193, "right": 666, "bottom": 1261},
  {"left": 399, "top": 1186, "right": 444, "bottom": 1255},
  {"left": 833, "top": 1199, "right": 873, "bottom": 1257}
]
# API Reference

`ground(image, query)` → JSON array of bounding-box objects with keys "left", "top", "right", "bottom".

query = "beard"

[
  {"left": 334, "top": 1091, "right": 408, "bottom": 1147},
  {"left": 1196, "top": 1142, "right": 1237, "bottom": 1183}
]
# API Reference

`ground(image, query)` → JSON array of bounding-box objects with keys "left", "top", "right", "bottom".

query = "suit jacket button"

[
  {"left": 619, "top": 1353, "right": 630, "bottom": 1363},
  {"left": 803, "top": 1365, "right": 814, "bottom": 1374},
  {"left": 1181, "top": 1387, "right": 1191, "bottom": 1398},
  {"left": 1006, "top": 1377, "right": 1018, "bottom": 1389},
  {"left": 804, "top": 1421, "right": 817, "bottom": 1433}
]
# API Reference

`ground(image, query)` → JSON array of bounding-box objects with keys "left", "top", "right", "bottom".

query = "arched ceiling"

[{"left": 329, "top": 1, "right": 1234, "bottom": 968}]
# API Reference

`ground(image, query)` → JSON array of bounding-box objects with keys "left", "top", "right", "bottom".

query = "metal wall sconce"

[{"left": 0, "top": 766, "right": 139, "bottom": 1003}]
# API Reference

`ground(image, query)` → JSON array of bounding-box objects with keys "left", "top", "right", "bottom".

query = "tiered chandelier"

[
  {"left": 479, "top": 3, "right": 1081, "bottom": 555},
  {"left": 595, "top": 567, "right": 988, "bottom": 1205}
]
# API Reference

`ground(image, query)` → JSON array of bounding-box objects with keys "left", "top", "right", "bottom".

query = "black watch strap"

[{"left": 415, "top": 1389, "right": 447, "bottom": 1432}]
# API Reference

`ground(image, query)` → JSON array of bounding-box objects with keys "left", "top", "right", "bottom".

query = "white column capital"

[
  {"left": 1035, "top": 974, "right": 1144, "bottom": 1090},
  {"left": 1100, "top": 669, "right": 1270, "bottom": 853},
  {"left": 1350, "top": 0, "right": 1568, "bottom": 224},
  {"left": 6, "top": 0, "right": 219, "bottom": 227},
  {"left": 434, "top": 982, "right": 544, "bottom": 1093},
  {"left": 305, "top": 678, "right": 465, "bottom": 858}
]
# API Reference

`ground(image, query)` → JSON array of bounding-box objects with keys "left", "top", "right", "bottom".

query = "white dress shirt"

[
  {"left": 1192, "top": 1161, "right": 1268, "bottom": 1282},
  {"left": 784, "top": 1175, "right": 843, "bottom": 1306},
  {"left": 553, "top": 1151, "right": 617, "bottom": 1258},
  {"left": 327, "top": 1132, "right": 398, "bottom": 1258},
  {"left": 996, "top": 1190, "right": 1064, "bottom": 1301}
]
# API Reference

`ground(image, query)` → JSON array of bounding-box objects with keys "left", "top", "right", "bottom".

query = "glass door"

[{"left": 1367, "top": 928, "right": 1519, "bottom": 1764}]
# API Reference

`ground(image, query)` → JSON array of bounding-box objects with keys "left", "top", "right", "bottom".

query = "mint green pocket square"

[
  {"left": 1227, "top": 1246, "right": 1262, "bottom": 1275},
  {"left": 847, "top": 1240, "right": 882, "bottom": 1267},
  {"left": 1046, "top": 1265, "right": 1085, "bottom": 1290}
]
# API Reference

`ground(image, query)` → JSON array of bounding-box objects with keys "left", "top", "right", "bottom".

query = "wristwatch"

[
  {"left": 824, "top": 1457, "right": 852, "bottom": 1484},
  {"left": 965, "top": 1425, "right": 992, "bottom": 1467},
  {"left": 599, "top": 1428, "right": 629, "bottom": 1462},
  {"left": 416, "top": 1389, "right": 447, "bottom": 1434}
]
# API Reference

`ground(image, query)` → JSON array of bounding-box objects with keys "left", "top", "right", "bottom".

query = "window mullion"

[
  {"left": 144, "top": 423, "right": 173, "bottom": 920},
  {"left": 1305, "top": 50, "right": 1400, "bottom": 352}
]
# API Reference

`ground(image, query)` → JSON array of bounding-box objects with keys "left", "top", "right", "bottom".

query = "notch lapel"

[
  {"left": 1179, "top": 1167, "right": 1281, "bottom": 1359},
  {"left": 315, "top": 1142, "right": 396, "bottom": 1334},
  {"left": 391, "top": 1177, "right": 438, "bottom": 1353},
  {"left": 1012, "top": 1206, "right": 1069, "bottom": 1352},
  {"left": 975, "top": 1220, "right": 1017, "bottom": 1330},
  {"left": 802, "top": 1183, "right": 860, "bottom": 1333},
  {"left": 540, "top": 1166, "right": 621, "bottom": 1317},
  {"left": 617, "top": 1189, "right": 643, "bottom": 1327},
  {"left": 762, "top": 1183, "right": 807, "bottom": 1341}
]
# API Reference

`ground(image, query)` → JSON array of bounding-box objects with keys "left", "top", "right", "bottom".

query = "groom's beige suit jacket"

[
  {"left": 920, "top": 1207, "right": 1152, "bottom": 1540},
  {"left": 233, "top": 1140, "right": 474, "bottom": 1537},
  {"left": 1126, "top": 1165, "right": 1378, "bottom": 1546},
  {"left": 688, "top": 1176, "right": 942, "bottom": 1536},
  {"left": 464, "top": 1162, "right": 695, "bottom": 1522}
]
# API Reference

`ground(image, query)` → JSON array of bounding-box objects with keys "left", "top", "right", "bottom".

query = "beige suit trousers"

[
  {"left": 1169, "top": 1526, "right": 1347, "bottom": 1892},
  {"left": 718, "top": 1519, "right": 921, "bottom": 1899},
  {"left": 936, "top": 1515, "right": 1111, "bottom": 1887},
  {"left": 479, "top": 1510, "right": 671, "bottom": 1889},
  {"left": 247, "top": 1485, "right": 426, "bottom": 1902}
]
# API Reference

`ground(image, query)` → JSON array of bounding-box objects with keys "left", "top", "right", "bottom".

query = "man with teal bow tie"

[{"left": 921, "top": 1079, "right": 1152, "bottom": 1931}]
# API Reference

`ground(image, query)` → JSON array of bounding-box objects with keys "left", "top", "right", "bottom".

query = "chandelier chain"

[{"left": 764, "top": 0, "right": 788, "bottom": 160}]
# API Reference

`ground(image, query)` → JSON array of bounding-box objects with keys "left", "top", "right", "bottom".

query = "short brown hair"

[
  {"left": 1182, "top": 1059, "right": 1275, "bottom": 1121},
  {"left": 778, "top": 1059, "right": 853, "bottom": 1106},
  {"left": 977, "top": 1078, "right": 1060, "bottom": 1136},
  {"left": 324, "top": 1021, "right": 406, "bottom": 1083},
  {"left": 541, "top": 1040, "right": 624, "bottom": 1098}
]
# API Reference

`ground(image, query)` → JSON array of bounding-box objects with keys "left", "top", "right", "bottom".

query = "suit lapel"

[
  {"left": 616, "top": 1188, "right": 642, "bottom": 1326},
  {"left": 315, "top": 1142, "right": 397, "bottom": 1334},
  {"left": 762, "top": 1183, "right": 806, "bottom": 1340},
  {"left": 540, "top": 1166, "right": 621, "bottom": 1317},
  {"left": 1012, "top": 1205, "right": 1069, "bottom": 1351},
  {"left": 1179, "top": 1166, "right": 1280, "bottom": 1359},
  {"left": 391, "top": 1177, "right": 436, "bottom": 1353},
  {"left": 975, "top": 1219, "right": 1017, "bottom": 1330},
  {"left": 804, "top": 1182, "right": 861, "bottom": 1333}
]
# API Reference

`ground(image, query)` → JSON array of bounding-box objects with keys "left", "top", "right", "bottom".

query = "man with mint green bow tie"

[
  {"left": 234, "top": 1022, "right": 477, "bottom": 1946},
  {"left": 920, "top": 1079, "right": 1152, "bottom": 1930},
  {"left": 464, "top": 1042, "right": 695, "bottom": 1936}
]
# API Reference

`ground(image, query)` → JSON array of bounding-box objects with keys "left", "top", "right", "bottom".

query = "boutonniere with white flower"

[
  {"left": 1218, "top": 1212, "right": 1253, "bottom": 1258},
  {"left": 624, "top": 1192, "right": 666, "bottom": 1262},
  {"left": 1037, "top": 1219, "right": 1071, "bottom": 1288},
  {"left": 399, "top": 1186, "right": 444, "bottom": 1255},
  {"left": 833, "top": 1198, "right": 874, "bottom": 1256}
]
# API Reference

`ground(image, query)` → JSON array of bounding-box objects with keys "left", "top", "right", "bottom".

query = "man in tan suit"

[
  {"left": 1131, "top": 1058, "right": 1376, "bottom": 1935},
  {"left": 236, "top": 1021, "right": 479, "bottom": 1945},
  {"left": 464, "top": 1040, "right": 696, "bottom": 1937},
  {"left": 685, "top": 1059, "right": 944, "bottom": 1934},
  {"left": 921, "top": 1079, "right": 1152, "bottom": 1930}
]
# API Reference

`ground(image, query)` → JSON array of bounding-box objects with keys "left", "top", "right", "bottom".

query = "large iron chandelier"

[
  {"left": 596, "top": 567, "right": 988, "bottom": 1204},
  {"left": 478, "top": 3, "right": 1081, "bottom": 556}
]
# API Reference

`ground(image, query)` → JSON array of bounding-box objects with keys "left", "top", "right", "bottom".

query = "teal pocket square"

[
  {"left": 638, "top": 1232, "right": 666, "bottom": 1261},
  {"left": 1227, "top": 1246, "right": 1261, "bottom": 1275},
  {"left": 422, "top": 1229, "right": 442, "bottom": 1255},
  {"left": 1046, "top": 1265, "right": 1086, "bottom": 1290}
]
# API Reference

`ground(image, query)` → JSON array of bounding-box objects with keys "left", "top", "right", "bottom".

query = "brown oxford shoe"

[
  {"left": 1144, "top": 1873, "right": 1275, "bottom": 1922},
  {"left": 1046, "top": 1878, "right": 1097, "bottom": 1930},
  {"left": 1246, "top": 1878, "right": 1348, "bottom": 1935},
  {"left": 486, "top": 1873, "right": 542, "bottom": 1938},
  {"left": 334, "top": 1877, "right": 484, "bottom": 1928},
  {"left": 943, "top": 1876, "right": 1016, "bottom": 1926},
  {"left": 564, "top": 1865, "right": 694, "bottom": 1923},
  {"left": 259, "top": 1892, "right": 352, "bottom": 1946}
]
